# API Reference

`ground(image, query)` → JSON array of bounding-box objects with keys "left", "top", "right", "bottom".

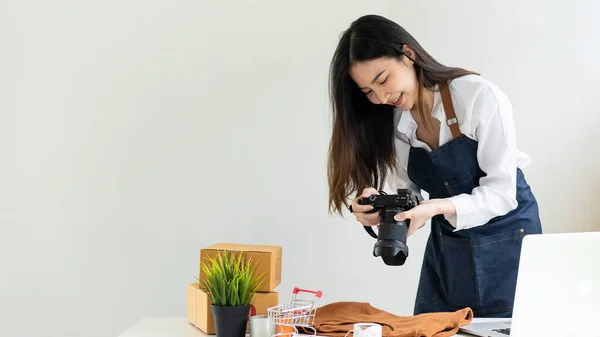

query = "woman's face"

[{"left": 349, "top": 53, "right": 417, "bottom": 111}]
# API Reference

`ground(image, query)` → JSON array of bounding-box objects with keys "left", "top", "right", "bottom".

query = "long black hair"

[{"left": 327, "top": 14, "right": 478, "bottom": 215}]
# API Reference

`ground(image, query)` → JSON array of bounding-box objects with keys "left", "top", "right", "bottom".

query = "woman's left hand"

[{"left": 393, "top": 199, "right": 456, "bottom": 237}]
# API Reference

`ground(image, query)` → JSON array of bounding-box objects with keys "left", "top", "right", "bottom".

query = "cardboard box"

[
  {"left": 199, "top": 243, "right": 282, "bottom": 292},
  {"left": 187, "top": 283, "right": 279, "bottom": 334}
]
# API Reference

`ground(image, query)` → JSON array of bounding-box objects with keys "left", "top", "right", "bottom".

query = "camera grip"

[{"left": 357, "top": 196, "right": 380, "bottom": 214}]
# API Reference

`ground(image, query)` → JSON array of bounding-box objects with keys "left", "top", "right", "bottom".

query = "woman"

[{"left": 327, "top": 14, "right": 543, "bottom": 318}]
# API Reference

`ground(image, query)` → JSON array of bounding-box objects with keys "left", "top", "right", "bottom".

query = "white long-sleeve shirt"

[{"left": 389, "top": 74, "right": 531, "bottom": 231}]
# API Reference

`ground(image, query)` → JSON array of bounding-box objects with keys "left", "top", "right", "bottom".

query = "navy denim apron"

[{"left": 408, "top": 82, "right": 543, "bottom": 318}]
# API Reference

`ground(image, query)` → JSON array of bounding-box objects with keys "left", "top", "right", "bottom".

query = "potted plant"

[{"left": 199, "top": 250, "right": 265, "bottom": 337}]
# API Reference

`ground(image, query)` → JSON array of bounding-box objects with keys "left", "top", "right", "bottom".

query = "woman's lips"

[{"left": 393, "top": 93, "right": 403, "bottom": 107}]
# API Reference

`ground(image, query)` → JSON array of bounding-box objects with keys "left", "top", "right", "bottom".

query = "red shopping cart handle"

[{"left": 293, "top": 287, "right": 323, "bottom": 298}]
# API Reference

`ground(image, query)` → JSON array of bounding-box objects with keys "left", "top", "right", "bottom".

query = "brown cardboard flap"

[{"left": 203, "top": 243, "right": 282, "bottom": 254}]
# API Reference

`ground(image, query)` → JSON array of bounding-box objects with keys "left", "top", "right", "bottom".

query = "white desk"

[{"left": 118, "top": 317, "right": 507, "bottom": 337}]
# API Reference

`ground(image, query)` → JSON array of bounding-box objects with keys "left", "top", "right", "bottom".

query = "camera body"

[{"left": 358, "top": 189, "right": 423, "bottom": 266}]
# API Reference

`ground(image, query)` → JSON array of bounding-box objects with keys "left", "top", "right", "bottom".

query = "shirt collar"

[
  {"left": 395, "top": 88, "right": 444, "bottom": 137},
  {"left": 395, "top": 109, "right": 414, "bottom": 137}
]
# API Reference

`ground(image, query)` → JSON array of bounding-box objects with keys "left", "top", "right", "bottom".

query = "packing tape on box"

[{"left": 344, "top": 323, "right": 382, "bottom": 337}]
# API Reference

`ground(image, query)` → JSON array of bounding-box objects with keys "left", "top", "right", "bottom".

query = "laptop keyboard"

[{"left": 491, "top": 328, "right": 511, "bottom": 335}]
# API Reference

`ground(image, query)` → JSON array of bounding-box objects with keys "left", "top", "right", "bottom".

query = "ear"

[{"left": 401, "top": 45, "right": 416, "bottom": 65}]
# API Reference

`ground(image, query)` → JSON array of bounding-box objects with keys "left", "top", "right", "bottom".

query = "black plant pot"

[{"left": 212, "top": 304, "right": 251, "bottom": 337}]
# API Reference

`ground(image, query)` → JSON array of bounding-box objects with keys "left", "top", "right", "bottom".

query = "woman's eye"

[{"left": 380, "top": 77, "right": 388, "bottom": 85}]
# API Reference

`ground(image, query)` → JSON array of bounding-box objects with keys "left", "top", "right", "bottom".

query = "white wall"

[
  {"left": 387, "top": 0, "right": 600, "bottom": 235},
  {"left": 0, "top": 1, "right": 598, "bottom": 337}
]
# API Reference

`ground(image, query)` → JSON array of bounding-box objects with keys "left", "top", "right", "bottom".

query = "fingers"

[
  {"left": 394, "top": 210, "right": 412, "bottom": 222},
  {"left": 351, "top": 187, "right": 384, "bottom": 227},
  {"left": 351, "top": 198, "right": 374, "bottom": 213},
  {"left": 410, "top": 218, "right": 429, "bottom": 236},
  {"left": 354, "top": 210, "right": 381, "bottom": 227},
  {"left": 407, "top": 220, "right": 425, "bottom": 237},
  {"left": 361, "top": 187, "right": 379, "bottom": 198},
  {"left": 394, "top": 210, "right": 424, "bottom": 237},
  {"left": 407, "top": 225, "right": 417, "bottom": 238},
  {"left": 351, "top": 187, "right": 379, "bottom": 213}
]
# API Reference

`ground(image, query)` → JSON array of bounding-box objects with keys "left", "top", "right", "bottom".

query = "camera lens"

[{"left": 369, "top": 195, "right": 377, "bottom": 201}]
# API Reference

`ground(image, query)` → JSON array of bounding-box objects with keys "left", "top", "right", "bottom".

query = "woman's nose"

[{"left": 376, "top": 91, "right": 391, "bottom": 104}]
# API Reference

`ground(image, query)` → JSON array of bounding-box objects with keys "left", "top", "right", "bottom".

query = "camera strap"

[
  {"left": 363, "top": 225, "right": 378, "bottom": 239},
  {"left": 349, "top": 202, "right": 381, "bottom": 239}
]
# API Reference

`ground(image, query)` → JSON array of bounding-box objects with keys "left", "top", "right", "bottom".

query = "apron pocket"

[
  {"left": 471, "top": 228, "right": 525, "bottom": 314},
  {"left": 445, "top": 168, "right": 484, "bottom": 195},
  {"left": 435, "top": 232, "right": 478, "bottom": 310}
]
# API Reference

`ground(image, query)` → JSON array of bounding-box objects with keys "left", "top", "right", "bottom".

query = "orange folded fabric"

[{"left": 302, "top": 302, "right": 473, "bottom": 337}]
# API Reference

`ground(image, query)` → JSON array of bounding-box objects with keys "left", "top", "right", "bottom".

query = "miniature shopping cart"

[{"left": 267, "top": 287, "right": 323, "bottom": 337}]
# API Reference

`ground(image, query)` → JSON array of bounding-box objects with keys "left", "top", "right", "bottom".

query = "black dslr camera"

[{"left": 357, "top": 189, "right": 423, "bottom": 266}]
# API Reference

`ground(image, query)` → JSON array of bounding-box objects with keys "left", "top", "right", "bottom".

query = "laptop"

[{"left": 459, "top": 231, "right": 600, "bottom": 337}]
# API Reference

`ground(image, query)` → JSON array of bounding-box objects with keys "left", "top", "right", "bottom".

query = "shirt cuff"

[
  {"left": 444, "top": 194, "right": 477, "bottom": 231},
  {"left": 444, "top": 213, "right": 458, "bottom": 229}
]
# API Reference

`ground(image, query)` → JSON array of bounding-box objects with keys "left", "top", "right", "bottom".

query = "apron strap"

[{"left": 439, "top": 81, "right": 463, "bottom": 139}]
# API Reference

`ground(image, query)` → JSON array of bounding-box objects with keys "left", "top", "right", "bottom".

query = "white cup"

[{"left": 249, "top": 315, "right": 276, "bottom": 337}]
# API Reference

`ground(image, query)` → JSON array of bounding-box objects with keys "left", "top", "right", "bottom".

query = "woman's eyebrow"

[
  {"left": 371, "top": 70, "right": 385, "bottom": 84},
  {"left": 360, "top": 70, "right": 385, "bottom": 89}
]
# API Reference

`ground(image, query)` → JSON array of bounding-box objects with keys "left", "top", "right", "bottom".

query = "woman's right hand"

[{"left": 351, "top": 187, "right": 381, "bottom": 227}]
